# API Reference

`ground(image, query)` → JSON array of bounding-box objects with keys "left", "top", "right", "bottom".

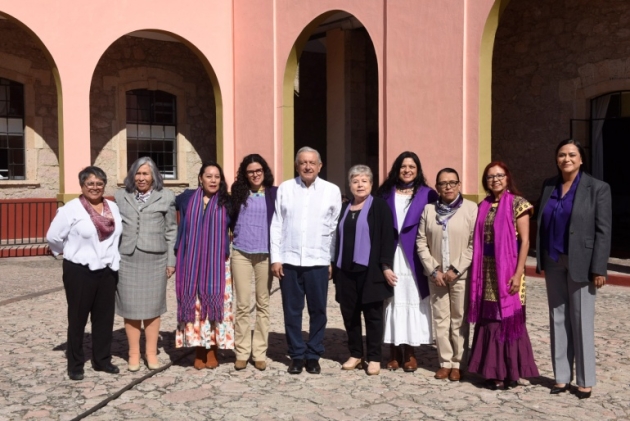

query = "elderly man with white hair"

[{"left": 270, "top": 146, "right": 342, "bottom": 375}]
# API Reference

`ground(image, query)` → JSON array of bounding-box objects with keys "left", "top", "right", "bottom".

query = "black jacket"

[{"left": 333, "top": 196, "right": 395, "bottom": 303}]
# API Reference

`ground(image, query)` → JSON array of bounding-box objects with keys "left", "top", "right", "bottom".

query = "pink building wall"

[{"left": 0, "top": 0, "right": 498, "bottom": 198}]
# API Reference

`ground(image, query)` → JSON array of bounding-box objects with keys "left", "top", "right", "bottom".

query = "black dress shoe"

[
  {"left": 68, "top": 369, "right": 84, "bottom": 381},
  {"left": 573, "top": 389, "right": 592, "bottom": 399},
  {"left": 550, "top": 383, "right": 571, "bottom": 394},
  {"left": 92, "top": 362, "right": 120, "bottom": 374},
  {"left": 305, "top": 359, "right": 321, "bottom": 374},
  {"left": 287, "top": 359, "right": 304, "bottom": 374}
]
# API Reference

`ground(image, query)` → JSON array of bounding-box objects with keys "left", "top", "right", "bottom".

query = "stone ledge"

[{"left": 0, "top": 180, "right": 40, "bottom": 188}]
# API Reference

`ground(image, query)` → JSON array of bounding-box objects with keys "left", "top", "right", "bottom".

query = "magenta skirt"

[{"left": 468, "top": 319, "right": 539, "bottom": 381}]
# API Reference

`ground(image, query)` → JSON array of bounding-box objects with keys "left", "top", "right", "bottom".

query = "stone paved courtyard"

[{"left": 1, "top": 256, "right": 629, "bottom": 420}]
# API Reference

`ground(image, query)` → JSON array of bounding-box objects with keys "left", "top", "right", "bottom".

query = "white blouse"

[{"left": 46, "top": 198, "right": 123, "bottom": 271}]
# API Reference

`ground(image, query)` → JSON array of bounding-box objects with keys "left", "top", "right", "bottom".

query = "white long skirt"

[{"left": 383, "top": 244, "right": 432, "bottom": 346}]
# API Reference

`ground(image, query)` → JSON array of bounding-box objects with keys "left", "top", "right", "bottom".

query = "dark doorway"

[{"left": 602, "top": 118, "right": 630, "bottom": 256}]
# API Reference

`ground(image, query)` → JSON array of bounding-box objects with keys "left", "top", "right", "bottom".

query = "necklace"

[{"left": 350, "top": 210, "right": 359, "bottom": 220}]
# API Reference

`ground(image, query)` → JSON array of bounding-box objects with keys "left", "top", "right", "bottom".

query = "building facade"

[{"left": 1, "top": 0, "right": 629, "bottom": 254}]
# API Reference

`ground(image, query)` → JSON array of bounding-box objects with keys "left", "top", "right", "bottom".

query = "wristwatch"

[{"left": 448, "top": 265, "right": 461, "bottom": 276}]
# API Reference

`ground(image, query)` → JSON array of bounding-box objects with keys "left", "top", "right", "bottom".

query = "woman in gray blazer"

[
  {"left": 536, "top": 139, "right": 612, "bottom": 399},
  {"left": 115, "top": 157, "right": 177, "bottom": 372}
]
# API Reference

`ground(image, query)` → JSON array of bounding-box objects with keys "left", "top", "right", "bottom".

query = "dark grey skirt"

[{"left": 116, "top": 248, "right": 168, "bottom": 319}]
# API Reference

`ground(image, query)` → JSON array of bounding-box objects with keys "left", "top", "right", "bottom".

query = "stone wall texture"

[
  {"left": 90, "top": 35, "right": 216, "bottom": 197},
  {"left": 0, "top": 20, "right": 59, "bottom": 199},
  {"left": 493, "top": 0, "right": 630, "bottom": 199}
]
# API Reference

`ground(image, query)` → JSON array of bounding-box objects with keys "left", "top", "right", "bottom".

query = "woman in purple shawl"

[
  {"left": 174, "top": 162, "right": 233, "bottom": 369},
  {"left": 377, "top": 152, "right": 438, "bottom": 372},
  {"left": 468, "top": 161, "right": 539, "bottom": 389}
]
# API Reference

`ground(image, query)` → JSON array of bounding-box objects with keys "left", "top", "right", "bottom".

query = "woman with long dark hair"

[
  {"left": 467, "top": 161, "right": 539, "bottom": 390},
  {"left": 377, "top": 151, "right": 438, "bottom": 372},
  {"left": 230, "top": 154, "right": 277, "bottom": 371},
  {"left": 174, "top": 161, "right": 233, "bottom": 369}
]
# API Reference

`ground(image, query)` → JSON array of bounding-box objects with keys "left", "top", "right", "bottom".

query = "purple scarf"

[
  {"left": 175, "top": 188, "right": 228, "bottom": 324},
  {"left": 336, "top": 195, "right": 373, "bottom": 268},
  {"left": 79, "top": 195, "right": 115, "bottom": 241},
  {"left": 468, "top": 192, "right": 524, "bottom": 342}
]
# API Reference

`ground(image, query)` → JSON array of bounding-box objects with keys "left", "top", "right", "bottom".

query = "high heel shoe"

[
  {"left": 341, "top": 357, "right": 363, "bottom": 370},
  {"left": 550, "top": 383, "right": 571, "bottom": 394},
  {"left": 573, "top": 388, "right": 592, "bottom": 399},
  {"left": 366, "top": 361, "right": 380, "bottom": 376}
]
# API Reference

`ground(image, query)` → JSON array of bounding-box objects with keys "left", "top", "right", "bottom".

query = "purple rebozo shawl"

[
  {"left": 468, "top": 191, "right": 524, "bottom": 342},
  {"left": 335, "top": 195, "right": 373, "bottom": 268},
  {"left": 176, "top": 188, "right": 228, "bottom": 324}
]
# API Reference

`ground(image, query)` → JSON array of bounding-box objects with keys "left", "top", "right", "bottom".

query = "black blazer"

[
  {"left": 535, "top": 172, "right": 612, "bottom": 282},
  {"left": 333, "top": 196, "right": 395, "bottom": 304}
]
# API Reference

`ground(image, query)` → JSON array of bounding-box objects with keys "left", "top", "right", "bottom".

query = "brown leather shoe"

[
  {"left": 448, "top": 368, "right": 461, "bottom": 381},
  {"left": 193, "top": 347, "right": 207, "bottom": 370},
  {"left": 206, "top": 345, "right": 219, "bottom": 369},
  {"left": 386, "top": 345, "right": 402, "bottom": 371},
  {"left": 254, "top": 360, "right": 267, "bottom": 371},
  {"left": 234, "top": 359, "right": 248, "bottom": 370},
  {"left": 434, "top": 367, "right": 452, "bottom": 379},
  {"left": 402, "top": 345, "right": 417, "bottom": 372}
]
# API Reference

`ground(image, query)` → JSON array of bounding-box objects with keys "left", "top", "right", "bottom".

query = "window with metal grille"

[
  {"left": 126, "top": 89, "right": 177, "bottom": 179},
  {"left": 0, "top": 78, "right": 25, "bottom": 180}
]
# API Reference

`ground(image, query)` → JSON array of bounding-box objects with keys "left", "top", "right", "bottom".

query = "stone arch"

[
  {"left": 0, "top": 11, "right": 62, "bottom": 198},
  {"left": 476, "top": 0, "right": 511, "bottom": 200},
  {"left": 281, "top": 10, "right": 380, "bottom": 190},
  {"left": 89, "top": 30, "right": 223, "bottom": 195}
]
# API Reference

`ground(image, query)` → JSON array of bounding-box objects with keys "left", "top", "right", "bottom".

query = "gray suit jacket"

[
  {"left": 115, "top": 188, "right": 178, "bottom": 267},
  {"left": 536, "top": 172, "right": 612, "bottom": 282}
]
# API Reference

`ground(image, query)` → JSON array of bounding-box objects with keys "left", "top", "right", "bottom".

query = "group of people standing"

[{"left": 47, "top": 139, "right": 610, "bottom": 400}]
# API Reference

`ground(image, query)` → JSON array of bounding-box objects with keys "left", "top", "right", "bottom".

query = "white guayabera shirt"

[{"left": 270, "top": 176, "right": 342, "bottom": 267}]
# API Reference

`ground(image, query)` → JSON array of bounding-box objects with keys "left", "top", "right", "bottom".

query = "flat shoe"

[
  {"left": 127, "top": 363, "right": 140, "bottom": 372},
  {"left": 234, "top": 360, "right": 248, "bottom": 371},
  {"left": 305, "top": 359, "right": 321, "bottom": 374},
  {"left": 341, "top": 357, "right": 363, "bottom": 370},
  {"left": 550, "top": 383, "right": 571, "bottom": 394},
  {"left": 288, "top": 359, "right": 304, "bottom": 374},
  {"left": 366, "top": 361, "right": 380, "bottom": 376},
  {"left": 485, "top": 379, "right": 504, "bottom": 390},
  {"left": 92, "top": 362, "right": 120, "bottom": 374},
  {"left": 574, "top": 388, "right": 592, "bottom": 399},
  {"left": 448, "top": 368, "right": 461, "bottom": 382},
  {"left": 254, "top": 360, "right": 267, "bottom": 371},
  {"left": 434, "top": 367, "right": 451, "bottom": 379},
  {"left": 68, "top": 369, "right": 84, "bottom": 381}
]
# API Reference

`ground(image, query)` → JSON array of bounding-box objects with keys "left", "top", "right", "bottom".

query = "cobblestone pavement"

[{"left": 1, "top": 256, "right": 629, "bottom": 420}]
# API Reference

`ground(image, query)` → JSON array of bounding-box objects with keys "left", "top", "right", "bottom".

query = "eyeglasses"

[
  {"left": 246, "top": 168, "right": 263, "bottom": 176},
  {"left": 84, "top": 182, "right": 105, "bottom": 188},
  {"left": 486, "top": 174, "right": 506, "bottom": 181},
  {"left": 436, "top": 181, "right": 460, "bottom": 188}
]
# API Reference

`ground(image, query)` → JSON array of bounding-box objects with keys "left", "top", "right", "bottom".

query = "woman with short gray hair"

[
  {"left": 333, "top": 164, "right": 395, "bottom": 375},
  {"left": 115, "top": 157, "right": 177, "bottom": 371},
  {"left": 47, "top": 166, "right": 122, "bottom": 380}
]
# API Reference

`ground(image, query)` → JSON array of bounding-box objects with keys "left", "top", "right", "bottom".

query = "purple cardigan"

[{"left": 385, "top": 186, "right": 438, "bottom": 299}]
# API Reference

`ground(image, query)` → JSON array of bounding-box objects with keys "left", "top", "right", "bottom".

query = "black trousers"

[
  {"left": 63, "top": 260, "right": 117, "bottom": 372},
  {"left": 336, "top": 269, "right": 384, "bottom": 362}
]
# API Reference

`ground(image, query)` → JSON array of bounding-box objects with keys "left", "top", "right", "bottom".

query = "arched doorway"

[
  {"left": 0, "top": 12, "right": 61, "bottom": 199},
  {"left": 89, "top": 30, "right": 222, "bottom": 195},
  {"left": 283, "top": 11, "right": 379, "bottom": 195},
  {"left": 590, "top": 91, "right": 630, "bottom": 255}
]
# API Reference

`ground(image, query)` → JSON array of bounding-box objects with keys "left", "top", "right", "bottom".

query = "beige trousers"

[
  {"left": 231, "top": 249, "right": 272, "bottom": 361},
  {"left": 429, "top": 277, "right": 469, "bottom": 369}
]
